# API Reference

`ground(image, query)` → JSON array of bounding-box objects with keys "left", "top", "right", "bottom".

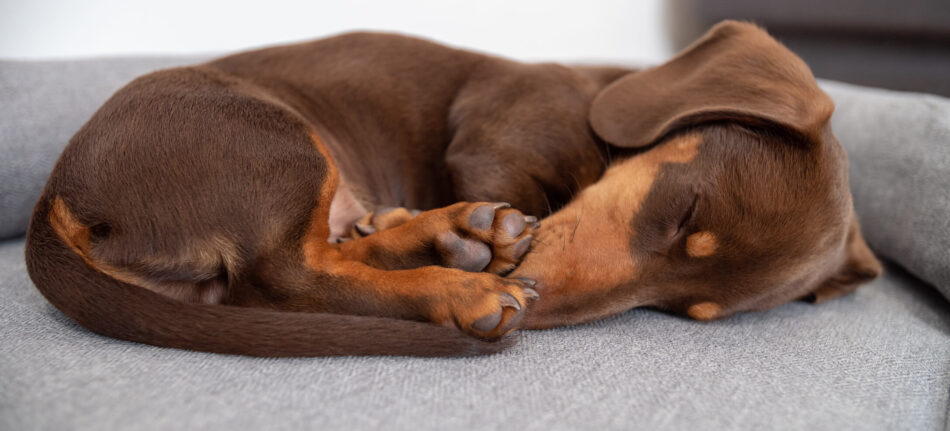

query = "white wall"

[{"left": 0, "top": 0, "right": 672, "bottom": 63}]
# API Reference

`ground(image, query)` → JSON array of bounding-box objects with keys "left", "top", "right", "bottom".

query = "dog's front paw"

[
  {"left": 430, "top": 273, "right": 539, "bottom": 339},
  {"left": 339, "top": 202, "right": 539, "bottom": 274},
  {"left": 430, "top": 202, "right": 538, "bottom": 275}
]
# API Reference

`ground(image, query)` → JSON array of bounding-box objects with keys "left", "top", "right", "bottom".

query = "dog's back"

[{"left": 25, "top": 35, "right": 522, "bottom": 357}]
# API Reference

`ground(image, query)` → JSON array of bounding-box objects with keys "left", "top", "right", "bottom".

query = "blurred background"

[
  {"left": 668, "top": 0, "right": 950, "bottom": 96},
  {"left": 1, "top": 0, "right": 947, "bottom": 95},
  {"left": 0, "top": 0, "right": 673, "bottom": 63}
]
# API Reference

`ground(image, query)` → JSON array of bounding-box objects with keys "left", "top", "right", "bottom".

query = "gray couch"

[{"left": 1, "top": 58, "right": 948, "bottom": 431}]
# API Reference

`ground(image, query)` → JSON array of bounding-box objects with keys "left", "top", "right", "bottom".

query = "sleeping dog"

[{"left": 25, "top": 21, "right": 880, "bottom": 356}]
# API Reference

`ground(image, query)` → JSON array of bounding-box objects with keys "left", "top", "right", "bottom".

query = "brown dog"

[{"left": 25, "top": 21, "right": 879, "bottom": 357}]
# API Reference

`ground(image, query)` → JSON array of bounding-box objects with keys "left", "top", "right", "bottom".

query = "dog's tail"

[{"left": 24, "top": 201, "right": 513, "bottom": 358}]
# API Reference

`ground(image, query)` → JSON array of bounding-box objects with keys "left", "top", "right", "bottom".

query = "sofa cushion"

[
  {"left": 0, "top": 57, "right": 204, "bottom": 240},
  {"left": 0, "top": 239, "right": 947, "bottom": 430},
  {"left": 821, "top": 80, "right": 950, "bottom": 300}
]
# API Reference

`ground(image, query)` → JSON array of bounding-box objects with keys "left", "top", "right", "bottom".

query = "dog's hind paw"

[{"left": 349, "top": 206, "right": 422, "bottom": 239}]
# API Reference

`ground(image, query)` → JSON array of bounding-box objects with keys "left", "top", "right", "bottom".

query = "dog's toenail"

[
  {"left": 515, "top": 277, "right": 537, "bottom": 287},
  {"left": 524, "top": 215, "right": 541, "bottom": 230},
  {"left": 498, "top": 292, "right": 521, "bottom": 311},
  {"left": 503, "top": 212, "right": 526, "bottom": 237},
  {"left": 523, "top": 288, "right": 540, "bottom": 300},
  {"left": 499, "top": 307, "right": 526, "bottom": 333},
  {"left": 355, "top": 223, "right": 376, "bottom": 236},
  {"left": 472, "top": 310, "right": 502, "bottom": 332},
  {"left": 512, "top": 235, "right": 532, "bottom": 259}
]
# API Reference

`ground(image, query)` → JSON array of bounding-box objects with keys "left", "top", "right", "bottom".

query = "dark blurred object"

[{"left": 666, "top": 0, "right": 950, "bottom": 96}]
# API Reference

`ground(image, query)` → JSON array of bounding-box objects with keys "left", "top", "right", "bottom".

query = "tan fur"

[
  {"left": 512, "top": 133, "right": 702, "bottom": 326},
  {"left": 687, "top": 302, "right": 721, "bottom": 321},
  {"left": 49, "top": 197, "right": 91, "bottom": 259},
  {"left": 26, "top": 21, "right": 881, "bottom": 357},
  {"left": 513, "top": 21, "right": 881, "bottom": 328},
  {"left": 303, "top": 132, "right": 340, "bottom": 264},
  {"left": 50, "top": 197, "right": 230, "bottom": 304},
  {"left": 28, "top": 32, "right": 567, "bottom": 356},
  {"left": 686, "top": 232, "right": 717, "bottom": 258}
]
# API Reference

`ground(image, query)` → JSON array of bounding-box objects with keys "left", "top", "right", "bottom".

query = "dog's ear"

[
  {"left": 590, "top": 20, "right": 834, "bottom": 148},
  {"left": 804, "top": 213, "right": 882, "bottom": 304}
]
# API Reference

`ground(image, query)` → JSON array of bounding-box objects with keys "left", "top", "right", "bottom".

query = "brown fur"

[
  {"left": 25, "top": 21, "right": 880, "bottom": 357},
  {"left": 25, "top": 30, "right": 608, "bottom": 356},
  {"left": 511, "top": 21, "right": 881, "bottom": 328}
]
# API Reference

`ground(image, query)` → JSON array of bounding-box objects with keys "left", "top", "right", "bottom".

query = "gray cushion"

[
  {"left": 2, "top": 58, "right": 949, "bottom": 428},
  {"left": 0, "top": 57, "right": 204, "bottom": 240},
  {"left": 821, "top": 80, "right": 950, "bottom": 299},
  {"left": 0, "top": 239, "right": 947, "bottom": 430}
]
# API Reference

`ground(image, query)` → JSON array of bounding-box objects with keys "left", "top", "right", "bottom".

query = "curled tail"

[{"left": 25, "top": 201, "right": 514, "bottom": 357}]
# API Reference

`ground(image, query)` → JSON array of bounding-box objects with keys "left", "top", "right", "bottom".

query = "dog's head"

[{"left": 513, "top": 21, "right": 881, "bottom": 327}]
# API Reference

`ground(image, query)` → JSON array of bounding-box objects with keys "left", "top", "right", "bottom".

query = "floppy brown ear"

[
  {"left": 805, "top": 214, "right": 883, "bottom": 304},
  {"left": 590, "top": 20, "right": 834, "bottom": 148}
]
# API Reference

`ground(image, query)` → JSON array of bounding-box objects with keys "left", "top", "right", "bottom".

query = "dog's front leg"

[
  {"left": 236, "top": 202, "right": 536, "bottom": 339},
  {"left": 338, "top": 201, "right": 538, "bottom": 275},
  {"left": 258, "top": 248, "right": 536, "bottom": 339}
]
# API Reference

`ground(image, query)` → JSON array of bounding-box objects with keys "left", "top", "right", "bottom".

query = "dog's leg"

[
  {"left": 338, "top": 201, "right": 538, "bottom": 276},
  {"left": 248, "top": 162, "right": 537, "bottom": 338},
  {"left": 329, "top": 191, "right": 536, "bottom": 275},
  {"left": 251, "top": 214, "right": 539, "bottom": 339},
  {"left": 443, "top": 67, "right": 610, "bottom": 217},
  {"left": 249, "top": 134, "right": 538, "bottom": 338}
]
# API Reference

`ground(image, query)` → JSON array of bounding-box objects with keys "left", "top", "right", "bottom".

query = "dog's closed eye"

[
  {"left": 674, "top": 194, "right": 699, "bottom": 238},
  {"left": 636, "top": 192, "right": 701, "bottom": 256}
]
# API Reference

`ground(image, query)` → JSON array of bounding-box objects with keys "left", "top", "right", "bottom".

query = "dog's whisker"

[
  {"left": 532, "top": 238, "right": 551, "bottom": 247},
  {"left": 540, "top": 184, "right": 554, "bottom": 217},
  {"left": 568, "top": 198, "right": 584, "bottom": 246}
]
